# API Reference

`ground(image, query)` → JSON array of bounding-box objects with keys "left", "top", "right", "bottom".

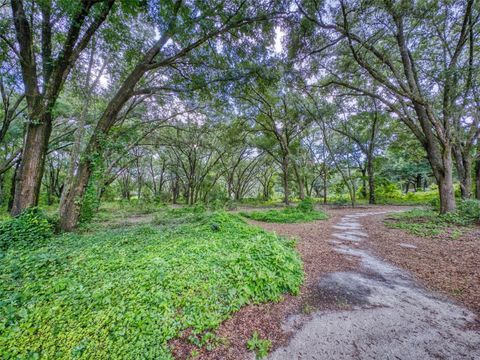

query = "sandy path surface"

[{"left": 268, "top": 211, "right": 480, "bottom": 360}]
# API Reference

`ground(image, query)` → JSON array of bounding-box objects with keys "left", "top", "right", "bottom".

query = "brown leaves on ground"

[
  {"left": 361, "top": 213, "right": 480, "bottom": 318},
  {"left": 171, "top": 206, "right": 480, "bottom": 359}
]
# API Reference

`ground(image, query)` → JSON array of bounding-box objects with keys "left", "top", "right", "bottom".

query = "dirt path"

[{"left": 268, "top": 211, "right": 480, "bottom": 359}]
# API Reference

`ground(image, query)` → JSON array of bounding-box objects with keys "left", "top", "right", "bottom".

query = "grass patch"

[
  {"left": 385, "top": 206, "right": 477, "bottom": 238},
  {"left": 0, "top": 210, "right": 303, "bottom": 359}
]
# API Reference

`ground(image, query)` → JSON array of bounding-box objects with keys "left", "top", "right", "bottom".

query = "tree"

[
  {"left": 332, "top": 99, "right": 392, "bottom": 204},
  {"left": 297, "top": 0, "right": 479, "bottom": 212},
  {"left": 58, "top": 0, "right": 280, "bottom": 230},
  {"left": 7, "top": 0, "right": 115, "bottom": 215},
  {"left": 243, "top": 84, "right": 311, "bottom": 204}
]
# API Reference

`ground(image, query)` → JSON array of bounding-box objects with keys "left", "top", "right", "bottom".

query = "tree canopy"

[{"left": 1, "top": 0, "right": 479, "bottom": 230}]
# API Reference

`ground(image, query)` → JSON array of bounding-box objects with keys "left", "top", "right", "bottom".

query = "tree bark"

[
  {"left": 11, "top": 117, "right": 52, "bottom": 214},
  {"left": 432, "top": 146, "right": 456, "bottom": 213},
  {"left": 59, "top": 164, "right": 92, "bottom": 230}
]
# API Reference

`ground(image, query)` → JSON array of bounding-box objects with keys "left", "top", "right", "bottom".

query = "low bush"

[
  {"left": 457, "top": 199, "right": 480, "bottom": 223},
  {"left": 296, "top": 197, "right": 315, "bottom": 213},
  {"left": 0, "top": 212, "right": 303, "bottom": 359},
  {"left": 0, "top": 208, "right": 53, "bottom": 250}
]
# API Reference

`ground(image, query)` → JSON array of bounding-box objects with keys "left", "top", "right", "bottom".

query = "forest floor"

[{"left": 182, "top": 205, "right": 480, "bottom": 360}]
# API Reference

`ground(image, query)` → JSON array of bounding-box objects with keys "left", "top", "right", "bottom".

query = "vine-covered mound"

[{"left": 0, "top": 211, "right": 303, "bottom": 359}]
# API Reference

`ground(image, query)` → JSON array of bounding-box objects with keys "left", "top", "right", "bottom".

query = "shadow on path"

[{"left": 269, "top": 211, "right": 480, "bottom": 360}]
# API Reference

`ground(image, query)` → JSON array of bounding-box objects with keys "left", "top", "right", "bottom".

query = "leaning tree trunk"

[
  {"left": 11, "top": 117, "right": 51, "bottom": 215},
  {"left": 59, "top": 163, "right": 92, "bottom": 231}
]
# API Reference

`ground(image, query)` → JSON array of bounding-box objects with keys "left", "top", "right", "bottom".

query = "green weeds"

[{"left": 247, "top": 331, "right": 272, "bottom": 359}]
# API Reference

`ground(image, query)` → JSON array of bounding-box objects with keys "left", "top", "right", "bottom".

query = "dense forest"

[
  {"left": 1, "top": 0, "right": 478, "bottom": 230},
  {"left": 1, "top": 1, "right": 480, "bottom": 359}
]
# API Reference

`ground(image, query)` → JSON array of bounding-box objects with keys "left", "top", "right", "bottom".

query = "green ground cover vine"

[{"left": 0, "top": 210, "right": 303, "bottom": 359}]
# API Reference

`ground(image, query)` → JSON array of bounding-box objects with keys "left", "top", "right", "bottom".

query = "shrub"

[
  {"left": 208, "top": 198, "right": 225, "bottom": 211},
  {"left": 297, "top": 197, "right": 314, "bottom": 213},
  {"left": 331, "top": 197, "right": 349, "bottom": 206},
  {"left": 225, "top": 199, "right": 238, "bottom": 211},
  {"left": 457, "top": 199, "right": 480, "bottom": 223},
  {"left": 153, "top": 205, "right": 208, "bottom": 226},
  {"left": 429, "top": 197, "right": 440, "bottom": 211},
  {"left": 0, "top": 208, "right": 53, "bottom": 250}
]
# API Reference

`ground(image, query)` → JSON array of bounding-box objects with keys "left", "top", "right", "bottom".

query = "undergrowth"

[
  {"left": 240, "top": 198, "right": 327, "bottom": 223},
  {"left": 0, "top": 209, "right": 303, "bottom": 359},
  {"left": 385, "top": 200, "right": 480, "bottom": 237},
  {"left": 0, "top": 208, "right": 54, "bottom": 251}
]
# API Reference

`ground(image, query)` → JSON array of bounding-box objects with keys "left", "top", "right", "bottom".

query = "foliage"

[
  {"left": 386, "top": 203, "right": 479, "bottom": 237},
  {"left": 455, "top": 199, "right": 480, "bottom": 224},
  {"left": 0, "top": 211, "right": 303, "bottom": 359},
  {"left": 247, "top": 331, "right": 272, "bottom": 359},
  {"left": 375, "top": 188, "right": 440, "bottom": 206},
  {"left": 153, "top": 204, "right": 207, "bottom": 226},
  {"left": 296, "top": 197, "right": 315, "bottom": 213},
  {"left": 241, "top": 205, "right": 328, "bottom": 223},
  {"left": 0, "top": 208, "right": 53, "bottom": 251}
]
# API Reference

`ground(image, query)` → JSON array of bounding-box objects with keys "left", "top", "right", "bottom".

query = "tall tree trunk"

[
  {"left": 453, "top": 147, "right": 473, "bottom": 199},
  {"left": 360, "top": 167, "right": 367, "bottom": 199},
  {"left": 282, "top": 157, "right": 289, "bottom": 205},
  {"left": 8, "top": 162, "right": 19, "bottom": 212},
  {"left": 322, "top": 174, "right": 327, "bottom": 205},
  {"left": 11, "top": 118, "right": 51, "bottom": 215},
  {"left": 367, "top": 157, "right": 375, "bottom": 204},
  {"left": 262, "top": 179, "right": 270, "bottom": 201},
  {"left": 475, "top": 148, "right": 480, "bottom": 200},
  {"left": 415, "top": 174, "right": 422, "bottom": 191},
  {"left": 172, "top": 175, "right": 179, "bottom": 204},
  {"left": 430, "top": 146, "right": 456, "bottom": 213},
  {"left": 292, "top": 161, "right": 305, "bottom": 200}
]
